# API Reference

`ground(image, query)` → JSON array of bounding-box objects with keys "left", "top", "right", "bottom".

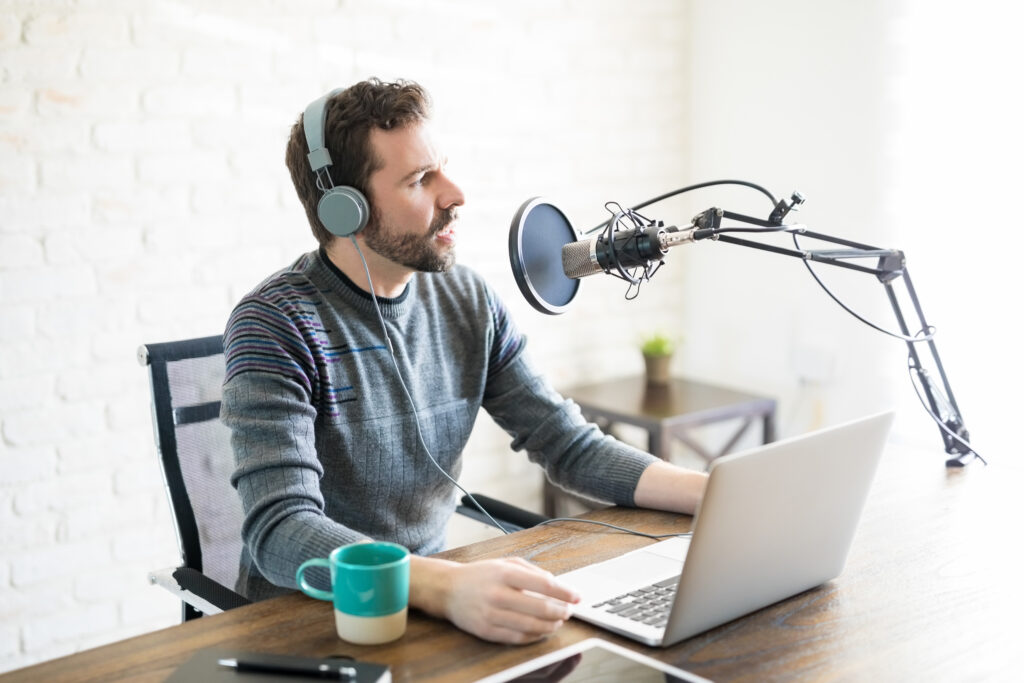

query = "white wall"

[
  {"left": 885, "top": 0, "right": 1024, "bottom": 455},
  {"left": 682, "top": 0, "right": 1023, "bottom": 458},
  {"left": 683, "top": 0, "right": 901, "bottom": 434},
  {"left": 0, "top": 0, "right": 692, "bottom": 671}
]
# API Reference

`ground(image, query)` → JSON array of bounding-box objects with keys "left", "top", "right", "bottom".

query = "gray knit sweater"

[{"left": 221, "top": 248, "right": 657, "bottom": 600}]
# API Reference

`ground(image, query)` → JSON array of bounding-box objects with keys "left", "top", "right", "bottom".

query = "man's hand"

[
  {"left": 410, "top": 555, "right": 580, "bottom": 644},
  {"left": 634, "top": 460, "right": 708, "bottom": 515}
]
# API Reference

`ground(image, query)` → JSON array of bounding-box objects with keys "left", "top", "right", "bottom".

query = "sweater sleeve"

[
  {"left": 221, "top": 295, "right": 369, "bottom": 592},
  {"left": 481, "top": 289, "right": 657, "bottom": 505}
]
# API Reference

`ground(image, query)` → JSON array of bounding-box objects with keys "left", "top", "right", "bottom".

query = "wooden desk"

[{"left": 4, "top": 440, "right": 1019, "bottom": 682}]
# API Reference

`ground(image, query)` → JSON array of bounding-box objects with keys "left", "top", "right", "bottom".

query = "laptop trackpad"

[{"left": 562, "top": 544, "right": 684, "bottom": 604}]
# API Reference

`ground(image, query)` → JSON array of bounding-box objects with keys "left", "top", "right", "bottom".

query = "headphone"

[{"left": 302, "top": 89, "right": 371, "bottom": 237}]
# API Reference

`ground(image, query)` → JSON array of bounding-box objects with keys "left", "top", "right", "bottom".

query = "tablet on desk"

[{"left": 474, "top": 638, "right": 711, "bottom": 683}]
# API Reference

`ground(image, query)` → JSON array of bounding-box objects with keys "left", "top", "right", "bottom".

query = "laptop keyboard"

[{"left": 591, "top": 575, "right": 681, "bottom": 628}]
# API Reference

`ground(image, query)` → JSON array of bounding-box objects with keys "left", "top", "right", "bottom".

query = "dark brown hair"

[{"left": 285, "top": 78, "right": 433, "bottom": 246}]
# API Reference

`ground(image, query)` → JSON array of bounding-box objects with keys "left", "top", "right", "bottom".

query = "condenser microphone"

[
  {"left": 508, "top": 197, "right": 713, "bottom": 314},
  {"left": 561, "top": 224, "right": 705, "bottom": 280}
]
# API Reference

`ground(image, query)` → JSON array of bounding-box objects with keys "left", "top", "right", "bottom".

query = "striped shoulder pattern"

[{"left": 223, "top": 259, "right": 322, "bottom": 397}]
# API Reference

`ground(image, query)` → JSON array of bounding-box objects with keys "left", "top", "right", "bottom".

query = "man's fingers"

[
  {"left": 443, "top": 558, "right": 582, "bottom": 644},
  {"left": 501, "top": 558, "right": 580, "bottom": 605},
  {"left": 496, "top": 589, "right": 574, "bottom": 624}
]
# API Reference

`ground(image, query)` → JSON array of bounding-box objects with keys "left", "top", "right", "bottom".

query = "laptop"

[{"left": 559, "top": 411, "right": 894, "bottom": 647}]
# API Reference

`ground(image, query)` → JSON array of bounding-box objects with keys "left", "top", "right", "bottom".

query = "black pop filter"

[{"left": 508, "top": 198, "right": 580, "bottom": 315}]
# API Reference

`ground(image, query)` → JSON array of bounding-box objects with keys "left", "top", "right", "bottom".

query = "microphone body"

[{"left": 561, "top": 225, "right": 707, "bottom": 279}]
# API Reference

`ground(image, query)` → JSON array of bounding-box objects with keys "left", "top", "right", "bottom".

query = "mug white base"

[{"left": 334, "top": 607, "right": 407, "bottom": 645}]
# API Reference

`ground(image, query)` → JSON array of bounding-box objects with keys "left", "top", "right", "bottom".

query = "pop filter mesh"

[{"left": 509, "top": 199, "right": 579, "bottom": 315}]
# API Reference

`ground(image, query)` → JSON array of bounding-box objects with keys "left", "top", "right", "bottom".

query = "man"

[{"left": 221, "top": 78, "right": 708, "bottom": 644}]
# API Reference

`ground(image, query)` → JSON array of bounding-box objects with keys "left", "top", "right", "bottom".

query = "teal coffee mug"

[{"left": 296, "top": 541, "right": 410, "bottom": 645}]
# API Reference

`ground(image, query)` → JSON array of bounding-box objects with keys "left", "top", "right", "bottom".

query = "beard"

[{"left": 362, "top": 206, "right": 458, "bottom": 273}]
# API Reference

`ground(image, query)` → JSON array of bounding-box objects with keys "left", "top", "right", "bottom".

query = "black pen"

[{"left": 218, "top": 657, "right": 357, "bottom": 680}]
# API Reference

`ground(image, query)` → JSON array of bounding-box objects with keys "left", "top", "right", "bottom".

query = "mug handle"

[{"left": 295, "top": 558, "right": 333, "bottom": 601}]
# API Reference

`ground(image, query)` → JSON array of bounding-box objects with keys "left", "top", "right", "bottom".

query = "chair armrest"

[
  {"left": 457, "top": 493, "right": 548, "bottom": 532},
  {"left": 149, "top": 566, "right": 251, "bottom": 616}
]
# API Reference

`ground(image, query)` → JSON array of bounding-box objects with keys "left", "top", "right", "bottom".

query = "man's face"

[{"left": 362, "top": 121, "right": 465, "bottom": 273}]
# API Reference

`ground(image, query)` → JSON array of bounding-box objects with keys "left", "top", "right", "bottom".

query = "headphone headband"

[
  {"left": 303, "top": 88, "right": 344, "bottom": 174},
  {"left": 301, "top": 87, "right": 370, "bottom": 238}
]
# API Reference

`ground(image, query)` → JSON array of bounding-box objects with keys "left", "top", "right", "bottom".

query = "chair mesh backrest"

[
  {"left": 145, "top": 337, "right": 244, "bottom": 594},
  {"left": 166, "top": 354, "right": 243, "bottom": 589}
]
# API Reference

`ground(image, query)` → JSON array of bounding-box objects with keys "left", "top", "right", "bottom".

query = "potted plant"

[{"left": 640, "top": 332, "right": 677, "bottom": 384}]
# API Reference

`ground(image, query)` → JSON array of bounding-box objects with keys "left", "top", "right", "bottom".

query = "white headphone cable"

[{"left": 349, "top": 236, "right": 513, "bottom": 534}]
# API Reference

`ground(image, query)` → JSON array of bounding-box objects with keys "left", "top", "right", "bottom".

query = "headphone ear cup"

[{"left": 318, "top": 186, "right": 370, "bottom": 237}]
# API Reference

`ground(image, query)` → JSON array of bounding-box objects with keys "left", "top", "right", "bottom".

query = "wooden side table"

[{"left": 547, "top": 375, "right": 777, "bottom": 516}]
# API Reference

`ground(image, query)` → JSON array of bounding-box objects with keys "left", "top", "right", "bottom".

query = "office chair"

[
  {"left": 139, "top": 335, "right": 250, "bottom": 621},
  {"left": 140, "top": 334, "right": 546, "bottom": 622}
]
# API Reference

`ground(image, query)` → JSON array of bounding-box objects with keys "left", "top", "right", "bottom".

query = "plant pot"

[{"left": 643, "top": 353, "right": 672, "bottom": 384}]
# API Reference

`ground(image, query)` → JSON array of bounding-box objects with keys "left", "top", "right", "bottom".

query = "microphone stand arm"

[{"left": 688, "top": 205, "right": 976, "bottom": 467}]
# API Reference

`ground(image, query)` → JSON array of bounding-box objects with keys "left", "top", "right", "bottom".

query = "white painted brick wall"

[{"left": 0, "top": 0, "right": 692, "bottom": 672}]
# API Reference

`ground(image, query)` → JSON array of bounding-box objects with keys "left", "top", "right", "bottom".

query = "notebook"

[{"left": 559, "top": 411, "right": 894, "bottom": 647}]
